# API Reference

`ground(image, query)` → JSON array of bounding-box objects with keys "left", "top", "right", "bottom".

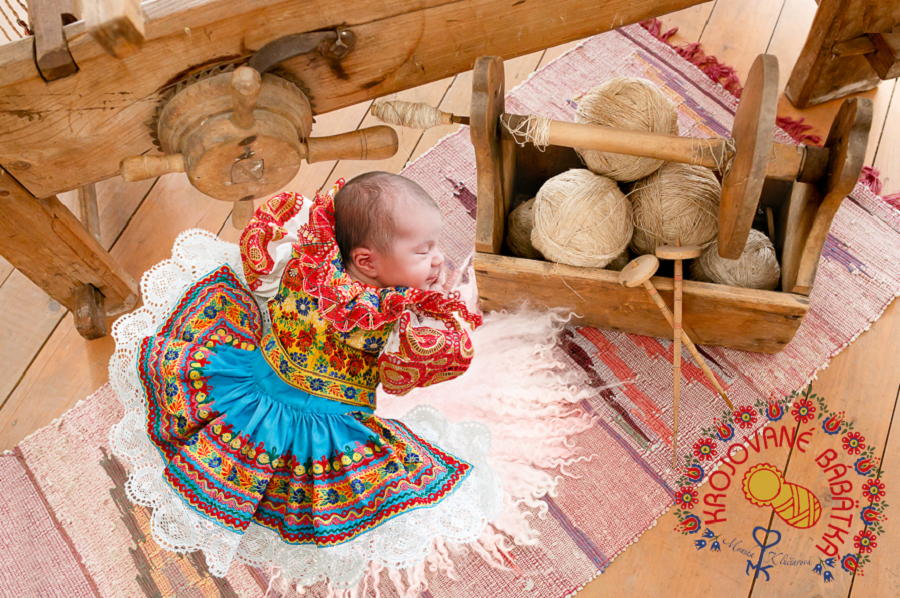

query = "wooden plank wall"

[{"left": 0, "top": 2, "right": 898, "bottom": 596}]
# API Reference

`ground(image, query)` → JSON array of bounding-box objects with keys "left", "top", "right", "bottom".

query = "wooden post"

[
  {"left": 74, "top": 184, "right": 107, "bottom": 339},
  {"left": 0, "top": 168, "right": 138, "bottom": 331},
  {"left": 84, "top": 0, "right": 146, "bottom": 59},
  {"left": 785, "top": 0, "right": 896, "bottom": 107},
  {"left": 29, "top": 0, "right": 78, "bottom": 80}
]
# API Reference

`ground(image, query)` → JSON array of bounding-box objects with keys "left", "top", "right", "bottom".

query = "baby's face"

[{"left": 375, "top": 200, "right": 445, "bottom": 290}]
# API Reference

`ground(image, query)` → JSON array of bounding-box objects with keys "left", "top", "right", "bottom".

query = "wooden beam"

[
  {"left": 0, "top": 0, "right": 705, "bottom": 198},
  {"left": 0, "top": 168, "right": 138, "bottom": 316}
]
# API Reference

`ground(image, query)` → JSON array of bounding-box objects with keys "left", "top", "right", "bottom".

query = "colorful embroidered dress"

[{"left": 117, "top": 181, "right": 502, "bottom": 586}]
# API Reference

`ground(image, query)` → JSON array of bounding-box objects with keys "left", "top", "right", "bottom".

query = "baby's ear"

[{"left": 351, "top": 247, "right": 378, "bottom": 277}]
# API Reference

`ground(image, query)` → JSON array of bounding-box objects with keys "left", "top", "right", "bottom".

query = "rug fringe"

[{"left": 639, "top": 18, "right": 825, "bottom": 146}]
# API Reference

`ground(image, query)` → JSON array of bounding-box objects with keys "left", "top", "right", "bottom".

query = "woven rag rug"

[{"left": 4, "top": 24, "right": 900, "bottom": 598}]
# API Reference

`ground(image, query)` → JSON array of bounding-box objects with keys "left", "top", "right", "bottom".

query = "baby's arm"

[
  {"left": 239, "top": 192, "right": 311, "bottom": 297},
  {"left": 377, "top": 254, "right": 481, "bottom": 395}
]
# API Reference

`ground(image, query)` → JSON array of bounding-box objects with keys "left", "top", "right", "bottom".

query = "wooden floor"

[{"left": 1, "top": 1, "right": 898, "bottom": 596}]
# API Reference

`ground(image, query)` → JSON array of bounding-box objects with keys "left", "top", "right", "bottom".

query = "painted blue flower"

[
  {"left": 182, "top": 331, "right": 194, "bottom": 342},
  {"left": 325, "top": 489, "right": 341, "bottom": 505},
  {"left": 253, "top": 478, "right": 268, "bottom": 494},
  {"left": 344, "top": 387, "right": 358, "bottom": 400},
  {"left": 165, "top": 383, "right": 178, "bottom": 397},
  {"left": 382, "top": 428, "right": 394, "bottom": 441},
  {"left": 226, "top": 467, "right": 238, "bottom": 483},
  {"left": 208, "top": 455, "right": 222, "bottom": 469},
  {"left": 824, "top": 558, "right": 836, "bottom": 568},
  {"left": 165, "top": 349, "right": 180, "bottom": 361},
  {"left": 350, "top": 479, "right": 366, "bottom": 495},
  {"left": 185, "top": 435, "right": 198, "bottom": 447},
  {"left": 702, "top": 528, "right": 716, "bottom": 539},
  {"left": 203, "top": 305, "right": 218, "bottom": 318},
  {"left": 404, "top": 452, "right": 420, "bottom": 465},
  {"left": 384, "top": 461, "right": 399, "bottom": 474},
  {"left": 294, "top": 297, "right": 313, "bottom": 316},
  {"left": 841, "top": 553, "right": 859, "bottom": 573},
  {"left": 279, "top": 360, "right": 291, "bottom": 376},
  {"left": 309, "top": 378, "right": 326, "bottom": 392},
  {"left": 823, "top": 571, "right": 834, "bottom": 583},
  {"left": 274, "top": 292, "right": 284, "bottom": 303},
  {"left": 290, "top": 488, "right": 308, "bottom": 503},
  {"left": 813, "top": 563, "right": 823, "bottom": 575},
  {"left": 710, "top": 541, "right": 721, "bottom": 552},
  {"left": 860, "top": 506, "right": 880, "bottom": 525},
  {"left": 685, "top": 464, "right": 705, "bottom": 484},
  {"left": 680, "top": 514, "right": 702, "bottom": 534},
  {"left": 363, "top": 337, "right": 383, "bottom": 352},
  {"left": 715, "top": 422, "right": 735, "bottom": 443},
  {"left": 694, "top": 539, "right": 707, "bottom": 550}
]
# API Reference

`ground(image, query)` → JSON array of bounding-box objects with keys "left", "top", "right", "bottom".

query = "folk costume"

[{"left": 109, "top": 181, "right": 505, "bottom": 590}]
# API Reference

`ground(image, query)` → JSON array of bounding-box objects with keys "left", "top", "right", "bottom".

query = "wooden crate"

[{"left": 466, "top": 56, "right": 868, "bottom": 354}]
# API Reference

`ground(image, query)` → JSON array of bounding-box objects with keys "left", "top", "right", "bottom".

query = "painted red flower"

[
  {"left": 329, "top": 350, "right": 347, "bottom": 372},
  {"left": 295, "top": 329, "right": 315, "bottom": 353},
  {"left": 791, "top": 398, "right": 816, "bottom": 424},
  {"left": 677, "top": 486, "right": 699, "bottom": 509},
  {"left": 862, "top": 479, "right": 886, "bottom": 503},
  {"left": 733, "top": 406, "right": 758, "bottom": 430},
  {"left": 842, "top": 431, "right": 866, "bottom": 455},
  {"left": 278, "top": 330, "right": 298, "bottom": 350},
  {"left": 853, "top": 529, "right": 877, "bottom": 554},
  {"left": 692, "top": 438, "right": 718, "bottom": 462},
  {"left": 346, "top": 355, "right": 365, "bottom": 377}
]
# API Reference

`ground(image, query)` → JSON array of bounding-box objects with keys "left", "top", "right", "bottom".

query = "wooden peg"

[
  {"left": 120, "top": 154, "right": 185, "bottom": 181},
  {"left": 305, "top": 127, "right": 399, "bottom": 163},
  {"left": 231, "top": 66, "right": 262, "bottom": 129},
  {"left": 84, "top": 0, "right": 146, "bottom": 59},
  {"left": 30, "top": 0, "right": 78, "bottom": 80},
  {"left": 669, "top": 240, "right": 686, "bottom": 468},
  {"left": 231, "top": 200, "right": 255, "bottom": 230}
]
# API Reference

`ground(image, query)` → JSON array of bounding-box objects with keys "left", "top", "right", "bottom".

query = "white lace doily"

[{"left": 108, "top": 229, "right": 504, "bottom": 589}]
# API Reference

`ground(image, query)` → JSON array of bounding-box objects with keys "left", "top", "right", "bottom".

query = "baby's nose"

[{"left": 432, "top": 252, "right": 445, "bottom": 267}]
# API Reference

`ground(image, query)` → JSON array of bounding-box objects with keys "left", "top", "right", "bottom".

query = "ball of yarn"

[
  {"left": 691, "top": 229, "right": 781, "bottom": 290},
  {"left": 506, "top": 197, "right": 543, "bottom": 259},
  {"left": 531, "top": 169, "right": 633, "bottom": 268},
  {"left": 575, "top": 77, "right": 679, "bottom": 182},
  {"left": 629, "top": 162, "right": 721, "bottom": 255}
]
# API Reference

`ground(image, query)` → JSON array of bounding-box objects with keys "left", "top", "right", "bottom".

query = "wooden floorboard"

[{"left": 0, "top": 0, "right": 899, "bottom": 592}]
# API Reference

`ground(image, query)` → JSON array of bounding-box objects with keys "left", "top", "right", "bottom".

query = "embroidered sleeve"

[
  {"left": 377, "top": 311, "right": 475, "bottom": 396},
  {"left": 240, "top": 192, "right": 311, "bottom": 297}
]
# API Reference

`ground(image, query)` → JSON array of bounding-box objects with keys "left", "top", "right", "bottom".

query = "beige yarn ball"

[
  {"left": 506, "top": 198, "right": 543, "bottom": 259},
  {"left": 629, "top": 162, "right": 721, "bottom": 255},
  {"left": 575, "top": 77, "right": 679, "bottom": 182},
  {"left": 691, "top": 229, "right": 781, "bottom": 290},
  {"left": 531, "top": 169, "right": 633, "bottom": 268}
]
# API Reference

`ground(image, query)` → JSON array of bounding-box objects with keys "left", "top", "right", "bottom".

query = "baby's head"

[{"left": 334, "top": 171, "right": 445, "bottom": 290}]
